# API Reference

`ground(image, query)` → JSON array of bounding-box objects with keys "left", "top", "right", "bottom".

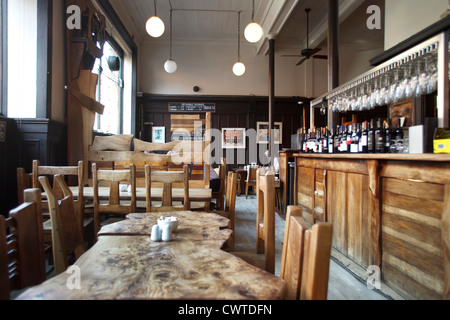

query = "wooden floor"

[{"left": 232, "top": 193, "right": 390, "bottom": 300}]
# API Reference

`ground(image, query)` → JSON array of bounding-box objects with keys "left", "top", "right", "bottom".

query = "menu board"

[{"left": 168, "top": 102, "right": 215, "bottom": 112}]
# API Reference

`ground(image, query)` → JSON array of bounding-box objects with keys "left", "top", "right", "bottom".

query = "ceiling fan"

[{"left": 282, "top": 8, "right": 328, "bottom": 66}]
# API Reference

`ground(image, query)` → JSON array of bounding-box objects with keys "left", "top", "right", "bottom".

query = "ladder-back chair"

[
  {"left": 39, "top": 175, "right": 86, "bottom": 275},
  {"left": 92, "top": 163, "right": 137, "bottom": 238},
  {"left": 280, "top": 206, "right": 333, "bottom": 300},
  {"left": 0, "top": 189, "right": 45, "bottom": 300},
  {"left": 145, "top": 164, "right": 190, "bottom": 212}
]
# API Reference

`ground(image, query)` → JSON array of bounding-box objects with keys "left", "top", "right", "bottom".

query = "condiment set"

[{"left": 151, "top": 216, "right": 179, "bottom": 242}]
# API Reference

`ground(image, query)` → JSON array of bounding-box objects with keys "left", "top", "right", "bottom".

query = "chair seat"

[
  {"left": 43, "top": 217, "right": 93, "bottom": 230},
  {"left": 232, "top": 252, "right": 266, "bottom": 270}
]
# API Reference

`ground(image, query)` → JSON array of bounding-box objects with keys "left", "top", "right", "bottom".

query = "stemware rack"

[{"left": 311, "top": 31, "right": 449, "bottom": 129}]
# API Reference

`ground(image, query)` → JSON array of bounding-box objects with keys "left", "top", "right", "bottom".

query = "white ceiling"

[{"left": 108, "top": 0, "right": 383, "bottom": 55}]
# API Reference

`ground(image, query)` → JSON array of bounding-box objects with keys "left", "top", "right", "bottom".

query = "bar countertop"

[{"left": 293, "top": 153, "right": 450, "bottom": 162}]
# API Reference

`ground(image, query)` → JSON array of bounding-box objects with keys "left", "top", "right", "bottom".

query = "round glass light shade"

[
  {"left": 244, "top": 22, "right": 263, "bottom": 43},
  {"left": 146, "top": 16, "right": 165, "bottom": 38},
  {"left": 233, "top": 62, "right": 246, "bottom": 76},
  {"left": 164, "top": 59, "right": 178, "bottom": 73}
]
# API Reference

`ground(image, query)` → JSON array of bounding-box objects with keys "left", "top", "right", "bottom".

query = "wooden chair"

[
  {"left": 145, "top": 164, "right": 190, "bottom": 212},
  {"left": 39, "top": 175, "right": 86, "bottom": 275},
  {"left": 92, "top": 162, "right": 137, "bottom": 239},
  {"left": 31, "top": 160, "right": 92, "bottom": 246},
  {"left": 16, "top": 168, "right": 32, "bottom": 205},
  {"left": 280, "top": 206, "right": 333, "bottom": 300},
  {"left": 233, "top": 168, "right": 276, "bottom": 274},
  {"left": 215, "top": 172, "right": 238, "bottom": 251},
  {"left": 0, "top": 189, "right": 46, "bottom": 300},
  {"left": 245, "top": 166, "right": 258, "bottom": 199},
  {"left": 255, "top": 168, "right": 276, "bottom": 273},
  {"left": 212, "top": 158, "right": 226, "bottom": 210}
]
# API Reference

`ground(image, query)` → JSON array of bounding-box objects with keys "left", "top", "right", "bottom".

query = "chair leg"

[{"left": 245, "top": 183, "right": 249, "bottom": 199}]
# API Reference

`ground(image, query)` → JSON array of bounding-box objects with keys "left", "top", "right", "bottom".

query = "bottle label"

[
  {"left": 350, "top": 144, "right": 359, "bottom": 153},
  {"left": 362, "top": 136, "right": 368, "bottom": 146}
]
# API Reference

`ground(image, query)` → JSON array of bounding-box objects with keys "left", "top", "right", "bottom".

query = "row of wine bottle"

[{"left": 298, "top": 118, "right": 405, "bottom": 154}]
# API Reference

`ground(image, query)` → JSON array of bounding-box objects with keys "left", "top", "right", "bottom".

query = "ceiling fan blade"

[
  {"left": 313, "top": 55, "right": 328, "bottom": 60},
  {"left": 281, "top": 55, "right": 303, "bottom": 57},
  {"left": 296, "top": 58, "right": 308, "bottom": 66},
  {"left": 308, "top": 47, "right": 322, "bottom": 56}
]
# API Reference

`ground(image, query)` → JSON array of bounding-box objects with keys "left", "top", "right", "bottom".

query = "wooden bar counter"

[{"left": 294, "top": 153, "right": 450, "bottom": 300}]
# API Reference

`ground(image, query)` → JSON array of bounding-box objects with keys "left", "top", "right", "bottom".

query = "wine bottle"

[
  {"left": 368, "top": 119, "right": 375, "bottom": 153},
  {"left": 322, "top": 127, "right": 328, "bottom": 154},
  {"left": 394, "top": 118, "right": 404, "bottom": 141},
  {"left": 328, "top": 126, "right": 335, "bottom": 154},
  {"left": 384, "top": 120, "right": 392, "bottom": 153},
  {"left": 351, "top": 123, "right": 360, "bottom": 153},
  {"left": 361, "top": 121, "right": 369, "bottom": 153},
  {"left": 375, "top": 118, "right": 385, "bottom": 153}
]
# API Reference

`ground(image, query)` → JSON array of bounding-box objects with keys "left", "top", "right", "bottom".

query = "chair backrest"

[
  {"left": 255, "top": 168, "right": 276, "bottom": 274},
  {"left": 145, "top": 164, "right": 190, "bottom": 212},
  {"left": 280, "top": 206, "right": 333, "bottom": 300},
  {"left": 32, "top": 160, "right": 85, "bottom": 216},
  {"left": 39, "top": 175, "right": 85, "bottom": 275},
  {"left": 0, "top": 189, "right": 45, "bottom": 300},
  {"left": 16, "top": 168, "right": 32, "bottom": 204},
  {"left": 92, "top": 163, "right": 137, "bottom": 236},
  {"left": 247, "top": 166, "right": 258, "bottom": 182},
  {"left": 224, "top": 171, "right": 237, "bottom": 251}
]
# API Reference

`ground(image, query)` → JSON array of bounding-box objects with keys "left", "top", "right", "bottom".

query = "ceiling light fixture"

[
  {"left": 164, "top": 9, "right": 177, "bottom": 73},
  {"left": 233, "top": 12, "right": 246, "bottom": 77},
  {"left": 244, "top": 0, "right": 263, "bottom": 43},
  {"left": 146, "top": 0, "right": 165, "bottom": 38}
]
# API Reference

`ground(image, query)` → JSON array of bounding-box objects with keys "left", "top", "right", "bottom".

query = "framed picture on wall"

[
  {"left": 152, "top": 127, "right": 165, "bottom": 144},
  {"left": 0, "top": 121, "right": 6, "bottom": 143},
  {"left": 222, "top": 128, "right": 246, "bottom": 149},
  {"left": 257, "top": 122, "right": 282, "bottom": 144}
]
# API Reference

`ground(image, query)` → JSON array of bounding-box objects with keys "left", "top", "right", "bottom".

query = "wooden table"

[
  {"left": 17, "top": 211, "right": 286, "bottom": 300},
  {"left": 70, "top": 186, "right": 212, "bottom": 202}
]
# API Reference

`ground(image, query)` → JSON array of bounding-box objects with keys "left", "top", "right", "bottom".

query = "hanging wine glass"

[
  {"left": 417, "top": 48, "right": 429, "bottom": 96},
  {"left": 426, "top": 45, "right": 438, "bottom": 94},
  {"left": 403, "top": 56, "right": 414, "bottom": 98},
  {"left": 394, "top": 60, "right": 405, "bottom": 103}
]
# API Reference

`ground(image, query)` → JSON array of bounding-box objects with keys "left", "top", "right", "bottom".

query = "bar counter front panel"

[{"left": 294, "top": 153, "right": 450, "bottom": 300}]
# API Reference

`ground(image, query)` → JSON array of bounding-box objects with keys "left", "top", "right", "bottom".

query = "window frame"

[{"left": 94, "top": 32, "right": 125, "bottom": 135}]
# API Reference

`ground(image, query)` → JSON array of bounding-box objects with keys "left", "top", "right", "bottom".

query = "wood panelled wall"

[
  {"left": 0, "top": 117, "right": 66, "bottom": 217},
  {"left": 137, "top": 94, "right": 310, "bottom": 166}
]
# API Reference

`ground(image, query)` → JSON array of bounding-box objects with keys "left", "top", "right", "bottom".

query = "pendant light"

[
  {"left": 244, "top": 0, "right": 263, "bottom": 43},
  {"left": 164, "top": 10, "right": 177, "bottom": 73},
  {"left": 233, "top": 12, "right": 246, "bottom": 76},
  {"left": 146, "top": 0, "right": 165, "bottom": 38}
]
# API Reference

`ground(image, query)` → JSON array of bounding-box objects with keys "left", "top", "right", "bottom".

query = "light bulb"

[
  {"left": 146, "top": 16, "right": 165, "bottom": 38},
  {"left": 233, "top": 62, "right": 246, "bottom": 76},
  {"left": 164, "top": 59, "right": 177, "bottom": 73},
  {"left": 244, "top": 22, "right": 263, "bottom": 43}
]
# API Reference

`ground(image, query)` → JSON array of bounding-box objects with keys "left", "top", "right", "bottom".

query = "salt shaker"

[
  {"left": 161, "top": 224, "right": 172, "bottom": 242},
  {"left": 151, "top": 225, "right": 161, "bottom": 242}
]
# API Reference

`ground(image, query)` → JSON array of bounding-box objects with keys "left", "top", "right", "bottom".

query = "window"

[
  {"left": 6, "top": 0, "right": 37, "bottom": 118},
  {"left": 93, "top": 37, "right": 124, "bottom": 135}
]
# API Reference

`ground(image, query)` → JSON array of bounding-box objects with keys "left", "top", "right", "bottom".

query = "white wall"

[
  {"left": 138, "top": 39, "right": 328, "bottom": 98},
  {"left": 385, "top": 0, "right": 449, "bottom": 50}
]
